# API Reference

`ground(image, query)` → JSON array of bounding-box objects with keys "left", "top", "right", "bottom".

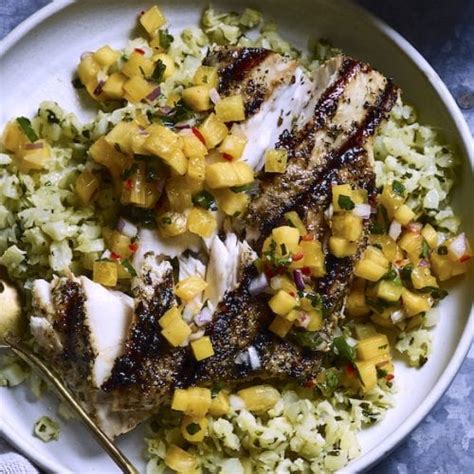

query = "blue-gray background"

[{"left": 1, "top": 1, "right": 473, "bottom": 473}]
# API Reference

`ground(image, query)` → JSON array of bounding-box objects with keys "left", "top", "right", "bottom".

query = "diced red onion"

[
  {"left": 138, "top": 126, "right": 149, "bottom": 136},
  {"left": 249, "top": 273, "right": 269, "bottom": 295},
  {"left": 448, "top": 233, "right": 467, "bottom": 260},
  {"left": 248, "top": 346, "right": 261, "bottom": 370},
  {"left": 158, "top": 106, "right": 173, "bottom": 116},
  {"left": 146, "top": 86, "right": 161, "bottom": 101},
  {"left": 389, "top": 220, "right": 402, "bottom": 241},
  {"left": 117, "top": 218, "right": 138, "bottom": 238},
  {"left": 24, "top": 142, "right": 44, "bottom": 150},
  {"left": 101, "top": 249, "right": 111, "bottom": 259},
  {"left": 209, "top": 88, "right": 221, "bottom": 104},
  {"left": 419, "top": 259, "right": 430, "bottom": 268},
  {"left": 93, "top": 80, "right": 105, "bottom": 96},
  {"left": 293, "top": 269, "right": 305, "bottom": 291},
  {"left": 353, "top": 203, "right": 371, "bottom": 219},
  {"left": 406, "top": 222, "right": 422, "bottom": 233},
  {"left": 194, "top": 307, "right": 213, "bottom": 327}
]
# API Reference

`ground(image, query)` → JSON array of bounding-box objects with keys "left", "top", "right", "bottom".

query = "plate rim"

[{"left": 0, "top": 1, "right": 473, "bottom": 472}]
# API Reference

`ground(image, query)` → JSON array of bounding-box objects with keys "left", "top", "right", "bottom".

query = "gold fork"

[{"left": 0, "top": 273, "right": 138, "bottom": 474}]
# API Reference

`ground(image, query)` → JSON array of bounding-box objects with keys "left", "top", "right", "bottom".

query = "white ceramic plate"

[{"left": 0, "top": 1, "right": 473, "bottom": 472}]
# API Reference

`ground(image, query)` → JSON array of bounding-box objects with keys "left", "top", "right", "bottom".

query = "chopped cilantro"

[
  {"left": 331, "top": 336, "right": 356, "bottom": 362},
  {"left": 159, "top": 29, "right": 174, "bottom": 50},
  {"left": 293, "top": 331, "right": 323, "bottom": 351},
  {"left": 370, "top": 221, "right": 385, "bottom": 235},
  {"left": 231, "top": 183, "right": 255, "bottom": 193},
  {"left": 192, "top": 191, "right": 216, "bottom": 210},
  {"left": 121, "top": 206, "right": 156, "bottom": 228},
  {"left": 16, "top": 117, "right": 38, "bottom": 142},
  {"left": 437, "top": 245, "right": 448, "bottom": 255},
  {"left": 383, "top": 268, "right": 398, "bottom": 281},
  {"left": 122, "top": 259, "right": 137, "bottom": 277},
  {"left": 392, "top": 180, "right": 406, "bottom": 197},
  {"left": 316, "top": 368, "right": 340, "bottom": 397},
  {"left": 338, "top": 194, "right": 355, "bottom": 210},
  {"left": 186, "top": 422, "right": 201, "bottom": 435},
  {"left": 420, "top": 239, "right": 430, "bottom": 258},
  {"left": 151, "top": 59, "right": 166, "bottom": 83},
  {"left": 420, "top": 286, "right": 448, "bottom": 300}
]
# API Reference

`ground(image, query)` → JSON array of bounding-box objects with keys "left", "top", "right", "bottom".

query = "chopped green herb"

[
  {"left": 293, "top": 331, "right": 323, "bottom": 351},
  {"left": 338, "top": 194, "right": 355, "bottom": 210},
  {"left": 151, "top": 59, "right": 166, "bottom": 83},
  {"left": 16, "top": 117, "right": 38, "bottom": 142},
  {"left": 231, "top": 183, "right": 255, "bottom": 193},
  {"left": 383, "top": 268, "right": 398, "bottom": 281},
  {"left": 420, "top": 286, "right": 448, "bottom": 300},
  {"left": 316, "top": 368, "right": 340, "bottom": 397},
  {"left": 159, "top": 29, "right": 174, "bottom": 50},
  {"left": 331, "top": 336, "right": 356, "bottom": 362},
  {"left": 376, "top": 368, "right": 388, "bottom": 378},
  {"left": 192, "top": 191, "right": 216, "bottom": 210},
  {"left": 420, "top": 239, "right": 430, "bottom": 259},
  {"left": 392, "top": 180, "right": 406, "bottom": 197},
  {"left": 121, "top": 259, "right": 137, "bottom": 277},
  {"left": 400, "top": 264, "right": 413, "bottom": 284},
  {"left": 45, "top": 110, "right": 60, "bottom": 125},
  {"left": 159, "top": 99, "right": 193, "bottom": 127},
  {"left": 121, "top": 206, "right": 156, "bottom": 228},
  {"left": 161, "top": 217, "right": 172, "bottom": 225},
  {"left": 122, "top": 163, "right": 139, "bottom": 180},
  {"left": 370, "top": 222, "right": 385, "bottom": 235},
  {"left": 186, "top": 422, "right": 201, "bottom": 435}
]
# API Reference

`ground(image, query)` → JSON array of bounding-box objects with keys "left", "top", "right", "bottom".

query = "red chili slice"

[
  {"left": 222, "top": 153, "right": 233, "bottom": 161},
  {"left": 385, "top": 373, "right": 395, "bottom": 381},
  {"left": 111, "top": 252, "right": 121, "bottom": 261},
  {"left": 292, "top": 252, "right": 304, "bottom": 262},
  {"left": 301, "top": 267, "right": 312, "bottom": 276},
  {"left": 192, "top": 127, "right": 206, "bottom": 145},
  {"left": 134, "top": 48, "right": 145, "bottom": 55},
  {"left": 302, "top": 234, "right": 315, "bottom": 241},
  {"left": 129, "top": 243, "right": 139, "bottom": 253},
  {"left": 124, "top": 179, "right": 133, "bottom": 190},
  {"left": 460, "top": 254, "right": 471, "bottom": 263},
  {"left": 345, "top": 364, "right": 356, "bottom": 377},
  {"left": 304, "top": 379, "right": 316, "bottom": 389}
]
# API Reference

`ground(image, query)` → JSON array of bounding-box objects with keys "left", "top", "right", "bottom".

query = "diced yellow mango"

[
  {"left": 199, "top": 113, "right": 228, "bottom": 149},
  {"left": 187, "top": 155, "right": 206, "bottom": 183},
  {"left": 215, "top": 94, "right": 246, "bottom": 122},
  {"left": 93, "top": 261, "right": 118, "bottom": 287},
  {"left": 237, "top": 385, "right": 280, "bottom": 413},
  {"left": 122, "top": 51, "right": 155, "bottom": 78},
  {"left": 268, "top": 290, "right": 297, "bottom": 316},
  {"left": 93, "top": 46, "right": 119, "bottom": 67},
  {"left": 357, "top": 334, "right": 390, "bottom": 360},
  {"left": 105, "top": 121, "right": 136, "bottom": 155},
  {"left": 399, "top": 231, "right": 424, "bottom": 262},
  {"left": 355, "top": 360, "right": 377, "bottom": 392},
  {"left": 299, "top": 240, "right": 325, "bottom": 277},
  {"left": 430, "top": 251, "right": 467, "bottom": 281},
  {"left": 165, "top": 445, "right": 197, "bottom": 473},
  {"left": 152, "top": 53, "right": 175, "bottom": 80},
  {"left": 394, "top": 204, "right": 415, "bottom": 225},
  {"left": 187, "top": 207, "right": 217, "bottom": 238},
  {"left": 215, "top": 188, "right": 249, "bottom": 216},
  {"left": 329, "top": 237, "right": 358, "bottom": 258},
  {"left": 219, "top": 134, "right": 247, "bottom": 159},
  {"left": 193, "top": 66, "right": 218, "bottom": 89},
  {"left": 364, "top": 246, "right": 390, "bottom": 269},
  {"left": 1, "top": 120, "right": 28, "bottom": 152},
  {"left": 272, "top": 226, "right": 300, "bottom": 252},
  {"left": 159, "top": 307, "right": 182, "bottom": 329},
  {"left": 379, "top": 183, "right": 405, "bottom": 218},
  {"left": 157, "top": 211, "right": 187, "bottom": 238},
  {"left": 181, "top": 415, "right": 208, "bottom": 443},
  {"left": 21, "top": 140, "right": 52, "bottom": 170},
  {"left": 353, "top": 322, "right": 377, "bottom": 340},
  {"left": 165, "top": 177, "right": 193, "bottom": 212},
  {"left": 140, "top": 6, "right": 166, "bottom": 36},
  {"left": 190, "top": 336, "right": 214, "bottom": 361},
  {"left": 264, "top": 148, "right": 288, "bottom": 173},
  {"left": 161, "top": 317, "right": 191, "bottom": 346},
  {"left": 401, "top": 288, "right": 432, "bottom": 317},
  {"left": 205, "top": 161, "right": 253, "bottom": 189},
  {"left": 182, "top": 85, "right": 211, "bottom": 112},
  {"left": 84, "top": 78, "right": 108, "bottom": 102},
  {"left": 332, "top": 213, "right": 363, "bottom": 242},
  {"left": 209, "top": 391, "right": 230, "bottom": 417},
  {"left": 411, "top": 266, "right": 438, "bottom": 289},
  {"left": 78, "top": 55, "right": 100, "bottom": 85},
  {"left": 369, "top": 234, "right": 398, "bottom": 262},
  {"left": 102, "top": 72, "right": 127, "bottom": 100},
  {"left": 332, "top": 184, "right": 353, "bottom": 211},
  {"left": 269, "top": 315, "right": 293, "bottom": 338},
  {"left": 75, "top": 171, "right": 100, "bottom": 205},
  {"left": 376, "top": 279, "right": 403, "bottom": 302},
  {"left": 175, "top": 276, "right": 208, "bottom": 301},
  {"left": 346, "top": 290, "right": 370, "bottom": 317},
  {"left": 123, "top": 75, "right": 155, "bottom": 103},
  {"left": 284, "top": 211, "right": 307, "bottom": 236},
  {"left": 370, "top": 311, "right": 395, "bottom": 329},
  {"left": 109, "top": 231, "right": 132, "bottom": 259},
  {"left": 171, "top": 388, "right": 189, "bottom": 411},
  {"left": 307, "top": 310, "right": 323, "bottom": 331},
  {"left": 184, "top": 387, "right": 212, "bottom": 417},
  {"left": 421, "top": 224, "right": 438, "bottom": 249},
  {"left": 354, "top": 260, "right": 387, "bottom": 282},
  {"left": 181, "top": 131, "right": 208, "bottom": 158}
]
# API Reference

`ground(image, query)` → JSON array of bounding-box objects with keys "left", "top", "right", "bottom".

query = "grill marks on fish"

[
  {"left": 103, "top": 259, "right": 177, "bottom": 397},
  {"left": 248, "top": 58, "right": 399, "bottom": 236},
  {"left": 205, "top": 47, "right": 297, "bottom": 117}
]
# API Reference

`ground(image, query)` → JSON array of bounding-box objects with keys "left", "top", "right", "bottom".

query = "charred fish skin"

[
  {"left": 102, "top": 257, "right": 176, "bottom": 394},
  {"left": 204, "top": 46, "right": 298, "bottom": 117},
  {"left": 248, "top": 56, "right": 399, "bottom": 237}
]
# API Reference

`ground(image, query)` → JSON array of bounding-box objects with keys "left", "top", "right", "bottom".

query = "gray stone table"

[{"left": 0, "top": 1, "right": 473, "bottom": 473}]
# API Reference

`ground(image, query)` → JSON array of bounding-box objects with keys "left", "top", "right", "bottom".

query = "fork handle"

[{"left": 5, "top": 335, "right": 139, "bottom": 474}]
